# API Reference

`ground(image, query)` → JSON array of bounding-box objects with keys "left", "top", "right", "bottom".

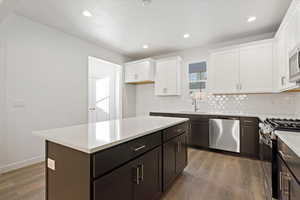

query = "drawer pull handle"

[
  {"left": 177, "top": 141, "right": 181, "bottom": 153},
  {"left": 133, "top": 145, "right": 146, "bottom": 152},
  {"left": 244, "top": 120, "right": 253, "bottom": 123},
  {"left": 177, "top": 129, "right": 183, "bottom": 133}
]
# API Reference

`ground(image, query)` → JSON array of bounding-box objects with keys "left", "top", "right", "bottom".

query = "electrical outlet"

[{"left": 47, "top": 158, "right": 55, "bottom": 170}]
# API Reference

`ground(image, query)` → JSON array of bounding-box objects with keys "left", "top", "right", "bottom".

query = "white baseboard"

[{"left": 0, "top": 155, "right": 45, "bottom": 174}]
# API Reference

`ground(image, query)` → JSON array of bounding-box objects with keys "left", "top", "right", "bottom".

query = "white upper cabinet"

[
  {"left": 239, "top": 41, "right": 274, "bottom": 93},
  {"left": 211, "top": 49, "right": 240, "bottom": 94},
  {"left": 210, "top": 39, "right": 274, "bottom": 94},
  {"left": 125, "top": 58, "right": 155, "bottom": 83},
  {"left": 155, "top": 56, "right": 181, "bottom": 96},
  {"left": 275, "top": 4, "right": 300, "bottom": 91}
]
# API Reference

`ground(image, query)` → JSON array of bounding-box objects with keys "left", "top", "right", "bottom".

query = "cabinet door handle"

[
  {"left": 280, "top": 171, "right": 282, "bottom": 191},
  {"left": 134, "top": 166, "right": 140, "bottom": 185},
  {"left": 139, "top": 164, "right": 144, "bottom": 181},
  {"left": 281, "top": 76, "right": 286, "bottom": 86},
  {"left": 283, "top": 174, "right": 291, "bottom": 199},
  {"left": 177, "top": 141, "right": 181, "bottom": 153},
  {"left": 133, "top": 145, "right": 146, "bottom": 152}
]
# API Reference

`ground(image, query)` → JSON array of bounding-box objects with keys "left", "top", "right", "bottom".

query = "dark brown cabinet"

[
  {"left": 240, "top": 117, "right": 259, "bottom": 158},
  {"left": 94, "top": 146, "right": 162, "bottom": 200},
  {"left": 46, "top": 122, "right": 189, "bottom": 200},
  {"left": 134, "top": 146, "right": 162, "bottom": 200},
  {"left": 189, "top": 119, "right": 209, "bottom": 148},
  {"left": 277, "top": 139, "right": 300, "bottom": 200},
  {"left": 93, "top": 159, "right": 134, "bottom": 200},
  {"left": 163, "top": 132, "right": 187, "bottom": 191},
  {"left": 277, "top": 155, "right": 300, "bottom": 200}
]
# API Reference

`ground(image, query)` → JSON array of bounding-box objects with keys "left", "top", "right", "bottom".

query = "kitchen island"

[{"left": 35, "top": 116, "right": 189, "bottom": 200}]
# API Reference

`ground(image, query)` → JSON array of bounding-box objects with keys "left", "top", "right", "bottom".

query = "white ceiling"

[{"left": 14, "top": 0, "right": 291, "bottom": 59}]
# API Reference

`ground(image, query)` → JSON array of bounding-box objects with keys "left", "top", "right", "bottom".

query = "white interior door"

[
  {"left": 0, "top": 41, "right": 6, "bottom": 169},
  {"left": 88, "top": 57, "right": 122, "bottom": 123}
]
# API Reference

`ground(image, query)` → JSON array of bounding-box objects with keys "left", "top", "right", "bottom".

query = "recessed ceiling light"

[
  {"left": 247, "top": 16, "right": 256, "bottom": 22},
  {"left": 82, "top": 10, "right": 92, "bottom": 17},
  {"left": 183, "top": 33, "right": 190, "bottom": 38},
  {"left": 143, "top": 44, "right": 149, "bottom": 49}
]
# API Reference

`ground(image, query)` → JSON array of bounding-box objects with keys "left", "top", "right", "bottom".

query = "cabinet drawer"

[
  {"left": 240, "top": 117, "right": 258, "bottom": 126},
  {"left": 163, "top": 122, "right": 188, "bottom": 142},
  {"left": 93, "top": 132, "right": 161, "bottom": 178},
  {"left": 278, "top": 139, "right": 300, "bottom": 182}
]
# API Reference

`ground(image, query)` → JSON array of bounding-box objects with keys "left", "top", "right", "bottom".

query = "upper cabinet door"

[
  {"left": 277, "top": 27, "right": 288, "bottom": 91},
  {"left": 155, "top": 57, "right": 181, "bottom": 96},
  {"left": 125, "top": 59, "right": 155, "bottom": 83},
  {"left": 239, "top": 41, "right": 274, "bottom": 93},
  {"left": 275, "top": 8, "right": 299, "bottom": 92},
  {"left": 211, "top": 49, "right": 240, "bottom": 94}
]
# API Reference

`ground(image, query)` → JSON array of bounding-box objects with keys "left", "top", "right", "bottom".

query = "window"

[{"left": 188, "top": 61, "right": 207, "bottom": 91}]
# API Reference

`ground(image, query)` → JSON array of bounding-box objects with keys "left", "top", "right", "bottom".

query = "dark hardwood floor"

[{"left": 0, "top": 148, "right": 266, "bottom": 200}]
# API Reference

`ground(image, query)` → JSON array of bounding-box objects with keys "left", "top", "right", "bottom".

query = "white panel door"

[
  {"left": 0, "top": 42, "right": 5, "bottom": 168},
  {"left": 88, "top": 57, "right": 122, "bottom": 123},
  {"left": 212, "top": 49, "right": 240, "bottom": 94},
  {"left": 155, "top": 57, "right": 180, "bottom": 95},
  {"left": 239, "top": 42, "right": 274, "bottom": 93}
]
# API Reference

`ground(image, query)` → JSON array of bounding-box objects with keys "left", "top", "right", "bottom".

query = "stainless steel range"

[{"left": 259, "top": 118, "right": 300, "bottom": 199}]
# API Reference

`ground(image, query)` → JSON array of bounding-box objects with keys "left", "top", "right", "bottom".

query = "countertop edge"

[
  {"left": 275, "top": 131, "right": 300, "bottom": 158},
  {"left": 43, "top": 118, "right": 189, "bottom": 154}
]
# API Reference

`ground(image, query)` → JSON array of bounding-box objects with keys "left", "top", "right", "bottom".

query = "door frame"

[
  {"left": 88, "top": 56, "right": 123, "bottom": 122},
  {"left": 0, "top": 40, "right": 7, "bottom": 173}
]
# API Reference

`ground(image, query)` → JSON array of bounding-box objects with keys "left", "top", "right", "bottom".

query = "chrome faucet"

[{"left": 192, "top": 98, "right": 199, "bottom": 112}]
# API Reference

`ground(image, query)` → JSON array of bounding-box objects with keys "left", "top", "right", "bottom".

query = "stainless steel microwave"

[{"left": 289, "top": 45, "right": 300, "bottom": 82}]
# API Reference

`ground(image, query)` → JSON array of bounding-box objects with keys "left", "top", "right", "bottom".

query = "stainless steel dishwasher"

[{"left": 209, "top": 117, "right": 240, "bottom": 153}]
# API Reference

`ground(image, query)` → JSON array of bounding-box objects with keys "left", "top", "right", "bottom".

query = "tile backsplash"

[{"left": 135, "top": 84, "right": 300, "bottom": 117}]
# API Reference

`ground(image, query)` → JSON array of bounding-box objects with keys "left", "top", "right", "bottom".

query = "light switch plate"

[{"left": 47, "top": 158, "right": 55, "bottom": 170}]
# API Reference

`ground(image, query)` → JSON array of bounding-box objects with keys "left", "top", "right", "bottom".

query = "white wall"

[
  {"left": 135, "top": 33, "right": 300, "bottom": 117},
  {"left": 0, "top": 14, "right": 131, "bottom": 173}
]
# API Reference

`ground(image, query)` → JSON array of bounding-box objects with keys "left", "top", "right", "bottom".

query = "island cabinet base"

[
  {"left": 46, "top": 141, "right": 91, "bottom": 200},
  {"left": 45, "top": 122, "right": 189, "bottom": 200}
]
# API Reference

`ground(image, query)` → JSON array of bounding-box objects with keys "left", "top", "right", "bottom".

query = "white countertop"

[
  {"left": 34, "top": 116, "right": 189, "bottom": 154},
  {"left": 275, "top": 130, "right": 300, "bottom": 158},
  {"left": 151, "top": 110, "right": 300, "bottom": 121}
]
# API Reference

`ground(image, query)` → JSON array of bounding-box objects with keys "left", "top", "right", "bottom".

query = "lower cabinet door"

[
  {"left": 163, "top": 138, "right": 177, "bottom": 191},
  {"left": 134, "top": 147, "right": 162, "bottom": 200},
  {"left": 93, "top": 159, "right": 135, "bottom": 200},
  {"left": 277, "top": 155, "right": 300, "bottom": 200},
  {"left": 240, "top": 124, "right": 259, "bottom": 158},
  {"left": 290, "top": 173, "right": 300, "bottom": 200},
  {"left": 163, "top": 133, "right": 188, "bottom": 191},
  {"left": 176, "top": 133, "right": 187, "bottom": 174},
  {"left": 189, "top": 121, "right": 209, "bottom": 148},
  {"left": 94, "top": 147, "right": 162, "bottom": 200}
]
